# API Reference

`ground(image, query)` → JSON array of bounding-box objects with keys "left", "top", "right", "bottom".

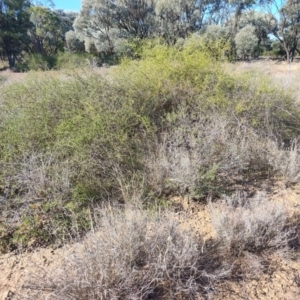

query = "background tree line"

[{"left": 0, "top": 0, "right": 300, "bottom": 69}]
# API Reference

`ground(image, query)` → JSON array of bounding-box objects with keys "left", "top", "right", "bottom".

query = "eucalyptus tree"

[
  {"left": 225, "top": 10, "right": 273, "bottom": 55},
  {"left": 65, "top": 30, "right": 85, "bottom": 52},
  {"left": 193, "top": 25, "right": 231, "bottom": 59},
  {"left": 0, "top": 0, "right": 32, "bottom": 68},
  {"left": 28, "top": 6, "right": 76, "bottom": 56},
  {"left": 263, "top": 0, "right": 300, "bottom": 62},
  {"left": 238, "top": 11, "right": 271, "bottom": 47},
  {"left": 54, "top": 10, "right": 78, "bottom": 51},
  {"left": 224, "top": 0, "right": 256, "bottom": 37},
  {"left": 74, "top": 0, "right": 156, "bottom": 55},
  {"left": 28, "top": 6, "right": 61, "bottom": 55},
  {"left": 75, "top": 0, "right": 264, "bottom": 56},
  {"left": 154, "top": 0, "right": 202, "bottom": 44},
  {"left": 234, "top": 24, "right": 259, "bottom": 58},
  {"left": 75, "top": 0, "right": 238, "bottom": 54}
]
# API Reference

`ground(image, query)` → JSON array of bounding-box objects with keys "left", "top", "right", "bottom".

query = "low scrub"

[
  {"left": 21, "top": 206, "right": 230, "bottom": 299},
  {"left": 22, "top": 200, "right": 299, "bottom": 299},
  {"left": 209, "top": 192, "right": 293, "bottom": 255},
  {"left": 209, "top": 192, "right": 299, "bottom": 279},
  {"left": 1, "top": 42, "right": 300, "bottom": 250},
  {"left": 15, "top": 52, "right": 98, "bottom": 72}
]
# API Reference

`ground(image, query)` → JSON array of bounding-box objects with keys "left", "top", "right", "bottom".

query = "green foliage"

[
  {"left": 75, "top": 0, "right": 259, "bottom": 57},
  {"left": 192, "top": 164, "right": 222, "bottom": 200},
  {"left": 1, "top": 43, "right": 300, "bottom": 251},
  {"left": 16, "top": 52, "right": 97, "bottom": 71},
  {"left": 28, "top": 6, "right": 76, "bottom": 56},
  {"left": 55, "top": 52, "right": 96, "bottom": 69},
  {"left": 185, "top": 29, "right": 232, "bottom": 61},
  {"left": 28, "top": 6, "right": 61, "bottom": 55},
  {"left": 0, "top": 0, "right": 297, "bottom": 64},
  {"left": 235, "top": 25, "right": 259, "bottom": 59},
  {"left": 267, "top": 40, "right": 286, "bottom": 57},
  {"left": 16, "top": 53, "right": 56, "bottom": 71},
  {"left": 115, "top": 43, "right": 220, "bottom": 116},
  {"left": 65, "top": 30, "right": 85, "bottom": 53},
  {"left": 0, "top": 0, "right": 32, "bottom": 68}
]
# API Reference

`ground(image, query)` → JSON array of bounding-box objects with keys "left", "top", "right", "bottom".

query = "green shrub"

[
  {"left": 1, "top": 42, "right": 300, "bottom": 251},
  {"left": 116, "top": 43, "right": 300, "bottom": 143},
  {"left": 55, "top": 52, "right": 99, "bottom": 69},
  {"left": 16, "top": 52, "right": 100, "bottom": 72},
  {"left": 0, "top": 70, "right": 155, "bottom": 250},
  {"left": 16, "top": 54, "right": 56, "bottom": 72}
]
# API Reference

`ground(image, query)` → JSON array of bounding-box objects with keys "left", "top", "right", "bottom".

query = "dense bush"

[
  {"left": 15, "top": 54, "right": 56, "bottom": 71},
  {"left": 235, "top": 25, "right": 259, "bottom": 59},
  {"left": 1, "top": 43, "right": 300, "bottom": 251}
]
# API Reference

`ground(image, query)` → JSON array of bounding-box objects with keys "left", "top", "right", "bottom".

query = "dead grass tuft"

[
  {"left": 208, "top": 191, "right": 298, "bottom": 282},
  {"left": 21, "top": 206, "right": 231, "bottom": 299}
]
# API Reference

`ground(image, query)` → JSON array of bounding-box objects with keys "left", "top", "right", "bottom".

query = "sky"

[{"left": 53, "top": 0, "right": 81, "bottom": 11}]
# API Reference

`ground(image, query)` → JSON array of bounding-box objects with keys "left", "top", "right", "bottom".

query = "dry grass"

[
  {"left": 146, "top": 113, "right": 300, "bottom": 199},
  {"left": 209, "top": 192, "right": 292, "bottom": 255},
  {"left": 20, "top": 206, "right": 231, "bottom": 299},
  {"left": 208, "top": 191, "right": 299, "bottom": 282},
  {"left": 19, "top": 193, "right": 300, "bottom": 299},
  {"left": 10, "top": 153, "right": 72, "bottom": 203},
  {"left": 226, "top": 60, "right": 300, "bottom": 101}
]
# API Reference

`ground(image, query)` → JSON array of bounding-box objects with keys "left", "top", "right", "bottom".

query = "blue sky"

[{"left": 53, "top": 0, "right": 81, "bottom": 11}]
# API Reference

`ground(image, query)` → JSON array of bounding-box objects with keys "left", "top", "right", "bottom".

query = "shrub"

[
  {"left": 187, "top": 27, "right": 231, "bottom": 60},
  {"left": 235, "top": 25, "right": 259, "bottom": 59},
  {"left": 55, "top": 52, "right": 100, "bottom": 69},
  {"left": 209, "top": 192, "right": 294, "bottom": 256},
  {"left": 116, "top": 43, "right": 300, "bottom": 144},
  {"left": 0, "top": 70, "right": 156, "bottom": 250},
  {"left": 207, "top": 191, "right": 300, "bottom": 280},
  {"left": 21, "top": 199, "right": 299, "bottom": 298},
  {"left": 16, "top": 54, "right": 56, "bottom": 72},
  {"left": 145, "top": 112, "right": 300, "bottom": 199},
  {"left": 15, "top": 52, "right": 99, "bottom": 72},
  {"left": 1, "top": 43, "right": 300, "bottom": 250},
  {"left": 21, "top": 206, "right": 231, "bottom": 299}
]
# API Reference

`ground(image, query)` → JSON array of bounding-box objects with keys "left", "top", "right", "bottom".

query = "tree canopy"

[{"left": 0, "top": 0, "right": 31, "bottom": 67}]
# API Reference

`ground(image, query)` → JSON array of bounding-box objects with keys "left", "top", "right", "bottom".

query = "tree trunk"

[
  {"left": 7, "top": 53, "right": 15, "bottom": 69},
  {"left": 283, "top": 41, "right": 291, "bottom": 64},
  {"left": 5, "top": 43, "right": 16, "bottom": 68},
  {"left": 286, "top": 51, "right": 290, "bottom": 64},
  {"left": 290, "top": 40, "right": 298, "bottom": 63}
]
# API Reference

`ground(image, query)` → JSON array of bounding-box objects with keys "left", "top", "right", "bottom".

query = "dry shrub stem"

[
  {"left": 21, "top": 206, "right": 231, "bottom": 300},
  {"left": 21, "top": 195, "right": 300, "bottom": 299},
  {"left": 209, "top": 192, "right": 298, "bottom": 278}
]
